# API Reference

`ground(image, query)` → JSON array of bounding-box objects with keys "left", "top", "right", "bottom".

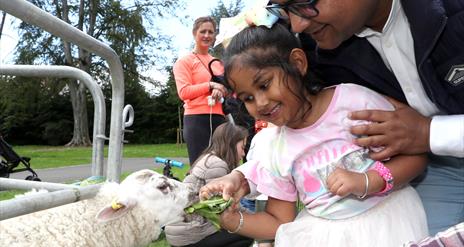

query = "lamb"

[{"left": 0, "top": 169, "right": 194, "bottom": 247}]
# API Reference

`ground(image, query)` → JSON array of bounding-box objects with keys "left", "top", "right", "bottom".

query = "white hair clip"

[{"left": 214, "top": 0, "right": 279, "bottom": 48}]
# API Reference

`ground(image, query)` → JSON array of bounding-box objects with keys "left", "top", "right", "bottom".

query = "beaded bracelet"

[
  {"left": 357, "top": 172, "right": 369, "bottom": 199},
  {"left": 227, "top": 210, "right": 244, "bottom": 234},
  {"left": 372, "top": 161, "right": 394, "bottom": 195}
]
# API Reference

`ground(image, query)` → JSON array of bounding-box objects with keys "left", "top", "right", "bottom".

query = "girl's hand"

[
  {"left": 326, "top": 167, "right": 366, "bottom": 197},
  {"left": 326, "top": 167, "right": 385, "bottom": 197},
  {"left": 219, "top": 207, "right": 241, "bottom": 231},
  {"left": 199, "top": 171, "right": 250, "bottom": 206}
]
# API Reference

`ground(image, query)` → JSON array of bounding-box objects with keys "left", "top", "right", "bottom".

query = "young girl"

[
  {"left": 164, "top": 122, "right": 253, "bottom": 247},
  {"left": 200, "top": 23, "right": 429, "bottom": 246}
]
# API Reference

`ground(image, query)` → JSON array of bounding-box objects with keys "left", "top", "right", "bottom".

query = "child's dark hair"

[
  {"left": 193, "top": 122, "right": 248, "bottom": 172},
  {"left": 223, "top": 23, "right": 324, "bottom": 118}
]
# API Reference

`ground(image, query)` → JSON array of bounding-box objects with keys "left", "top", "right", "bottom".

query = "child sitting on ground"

[{"left": 165, "top": 122, "right": 253, "bottom": 247}]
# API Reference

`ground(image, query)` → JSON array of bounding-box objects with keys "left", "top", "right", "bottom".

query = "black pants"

[
  {"left": 181, "top": 230, "right": 253, "bottom": 247},
  {"left": 183, "top": 114, "right": 225, "bottom": 165}
]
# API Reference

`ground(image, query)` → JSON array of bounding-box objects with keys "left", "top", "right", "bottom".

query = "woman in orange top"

[{"left": 174, "top": 16, "right": 227, "bottom": 164}]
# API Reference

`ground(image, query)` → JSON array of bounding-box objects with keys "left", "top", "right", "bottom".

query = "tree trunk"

[
  {"left": 56, "top": 0, "right": 91, "bottom": 146},
  {"left": 0, "top": 11, "right": 6, "bottom": 39},
  {"left": 66, "top": 81, "right": 91, "bottom": 146}
]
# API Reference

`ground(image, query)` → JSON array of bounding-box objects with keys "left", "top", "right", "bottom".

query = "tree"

[
  {"left": 2, "top": 0, "right": 247, "bottom": 145},
  {"left": 12, "top": 0, "right": 182, "bottom": 146},
  {"left": 0, "top": 11, "right": 6, "bottom": 38},
  {"left": 210, "top": 0, "right": 244, "bottom": 58},
  {"left": 0, "top": 75, "right": 73, "bottom": 145}
]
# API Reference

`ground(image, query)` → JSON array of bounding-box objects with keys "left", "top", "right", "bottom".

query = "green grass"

[
  {"left": 0, "top": 189, "right": 26, "bottom": 201},
  {"left": 11, "top": 144, "right": 188, "bottom": 169},
  {"left": 1, "top": 144, "right": 189, "bottom": 247}
]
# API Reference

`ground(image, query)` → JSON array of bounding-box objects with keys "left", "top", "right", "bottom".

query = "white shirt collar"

[{"left": 356, "top": 0, "right": 400, "bottom": 37}]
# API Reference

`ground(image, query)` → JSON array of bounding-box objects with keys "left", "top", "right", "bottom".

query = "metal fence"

[{"left": 0, "top": 0, "right": 130, "bottom": 220}]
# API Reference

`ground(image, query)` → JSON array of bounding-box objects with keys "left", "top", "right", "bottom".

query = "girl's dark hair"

[
  {"left": 192, "top": 16, "right": 217, "bottom": 34},
  {"left": 193, "top": 122, "right": 248, "bottom": 171},
  {"left": 223, "top": 23, "right": 324, "bottom": 119}
]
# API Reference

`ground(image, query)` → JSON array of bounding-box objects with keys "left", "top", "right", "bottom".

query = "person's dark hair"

[
  {"left": 223, "top": 23, "right": 324, "bottom": 121},
  {"left": 193, "top": 122, "right": 248, "bottom": 171},
  {"left": 192, "top": 16, "right": 217, "bottom": 34}
]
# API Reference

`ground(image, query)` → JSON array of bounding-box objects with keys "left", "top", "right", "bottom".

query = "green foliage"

[
  {"left": 1, "top": 0, "right": 246, "bottom": 148},
  {"left": 0, "top": 75, "right": 73, "bottom": 145},
  {"left": 185, "top": 196, "right": 233, "bottom": 229},
  {"left": 210, "top": 0, "right": 244, "bottom": 58},
  {"left": 2, "top": 0, "right": 183, "bottom": 145}
]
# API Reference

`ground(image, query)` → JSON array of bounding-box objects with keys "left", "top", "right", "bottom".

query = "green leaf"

[{"left": 184, "top": 196, "right": 233, "bottom": 229}]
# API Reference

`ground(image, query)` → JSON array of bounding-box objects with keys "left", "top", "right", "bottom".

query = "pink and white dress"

[{"left": 239, "top": 83, "right": 428, "bottom": 246}]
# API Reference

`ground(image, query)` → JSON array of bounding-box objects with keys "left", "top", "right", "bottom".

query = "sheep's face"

[
  {"left": 96, "top": 169, "right": 192, "bottom": 224},
  {"left": 122, "top": 169, "right": 190, "bottom": 205}
]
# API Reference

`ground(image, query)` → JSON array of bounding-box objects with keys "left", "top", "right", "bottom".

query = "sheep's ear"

[{"left": 95, "top": 200, "right": 135, "bottom": 222}]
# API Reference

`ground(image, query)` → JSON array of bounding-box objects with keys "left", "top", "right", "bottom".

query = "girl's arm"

[
  {"left": 220, "top": 197, "right": 296, "bottom": 240},
  {"left": 327, "top": 154, "right": 427, "bottom": 197},
  {"left": 382, "top": 154, "right": 428, "bottom": 189}
]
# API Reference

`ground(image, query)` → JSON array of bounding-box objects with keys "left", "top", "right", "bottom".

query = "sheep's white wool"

[{"left": 0, "top": 169, "right": 192, "bottom": 247}]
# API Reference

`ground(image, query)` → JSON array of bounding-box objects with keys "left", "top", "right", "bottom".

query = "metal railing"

[
  {"left": 0, "top": 0, "right": 132, "bottom": 220},
  {"left": 0, "top": 0, "right": 125, "bottom": 182},
  {"left": 0, "top": 178, "right": 101, "bottom": 220},
  {"left": 0, "top": 65, "right": 107, "bottom": 176}
]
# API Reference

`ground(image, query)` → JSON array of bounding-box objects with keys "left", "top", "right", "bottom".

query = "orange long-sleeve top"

[{"left": 173, "top": 53, "right": 225, "bottom": 115}]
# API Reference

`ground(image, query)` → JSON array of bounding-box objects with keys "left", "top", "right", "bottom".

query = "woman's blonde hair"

[{"left": 192, "top": 16, "right": 217, "bottom": 34}]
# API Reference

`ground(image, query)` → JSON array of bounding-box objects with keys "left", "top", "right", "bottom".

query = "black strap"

[
  {"left": 208, "top": 58, "right": 223, "bottom": 77},
  {"left": 193, "top": 53, "right": 213, "bottom": 75},
  {"left": 193, "top": 53, "right": 223, "bottom": 82}
]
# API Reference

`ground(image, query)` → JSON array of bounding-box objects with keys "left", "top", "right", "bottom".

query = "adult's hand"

[
  {"left": 209, "top": 82, "right": 227, "bottom": 102},
  {"left": 349, "top": 97, "right": 432, "bottom": 160},
  {"left": 199, "top": 170, "right": 250, "bottom": 206},
  {"left": 210, "top": 82, "right": 227, "bottom": 96},
  {"left": 210, "top": 88, "right": 224, "bottom": 102}
]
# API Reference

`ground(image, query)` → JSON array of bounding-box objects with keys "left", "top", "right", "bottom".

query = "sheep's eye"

[
  {"left": 157, "top": 184, "right": 168, "bottom": 191},
  {"left": 157, "top": 181, "right": 172, "bottom": 194}
]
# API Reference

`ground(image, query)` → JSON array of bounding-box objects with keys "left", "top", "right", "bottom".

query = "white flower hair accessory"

[{"left": 214, "top": 0, "right": 279, "bottom": 48}]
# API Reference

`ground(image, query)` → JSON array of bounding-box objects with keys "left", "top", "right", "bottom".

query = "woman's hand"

[
  {"left": 210, "top": 82, "right": 227, "bottom": 101},
  {"left": 199, "top": 170, "right": 250, "bottom": 206},
  {"left": 210, "top": 88, "right": 224, "bottom": 102},
  {"left": 349, "top": 98, "right": 431, "bottom": 160}
]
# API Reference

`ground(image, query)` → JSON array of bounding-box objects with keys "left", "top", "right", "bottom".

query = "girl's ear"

[{"left": 289, "top": 48, "right": 308, "bottom": 76}]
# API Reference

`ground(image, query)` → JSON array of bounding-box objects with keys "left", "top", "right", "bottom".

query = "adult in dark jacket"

[{"left": 267, "top": 0, "right": 463, "bottom": 234}]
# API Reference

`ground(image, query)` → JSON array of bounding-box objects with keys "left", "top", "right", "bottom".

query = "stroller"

[{"left": 0, "top": 135, "right": 41, "bottom": 181}]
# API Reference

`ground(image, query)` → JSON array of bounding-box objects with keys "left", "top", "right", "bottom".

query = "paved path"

[{"left": 10, "top": 157, "right": 189, "bottom": 183}]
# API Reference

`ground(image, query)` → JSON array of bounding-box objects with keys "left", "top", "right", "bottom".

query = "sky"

[{"left": 0, "top": 0, "right": 253, "bottom": 87}]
